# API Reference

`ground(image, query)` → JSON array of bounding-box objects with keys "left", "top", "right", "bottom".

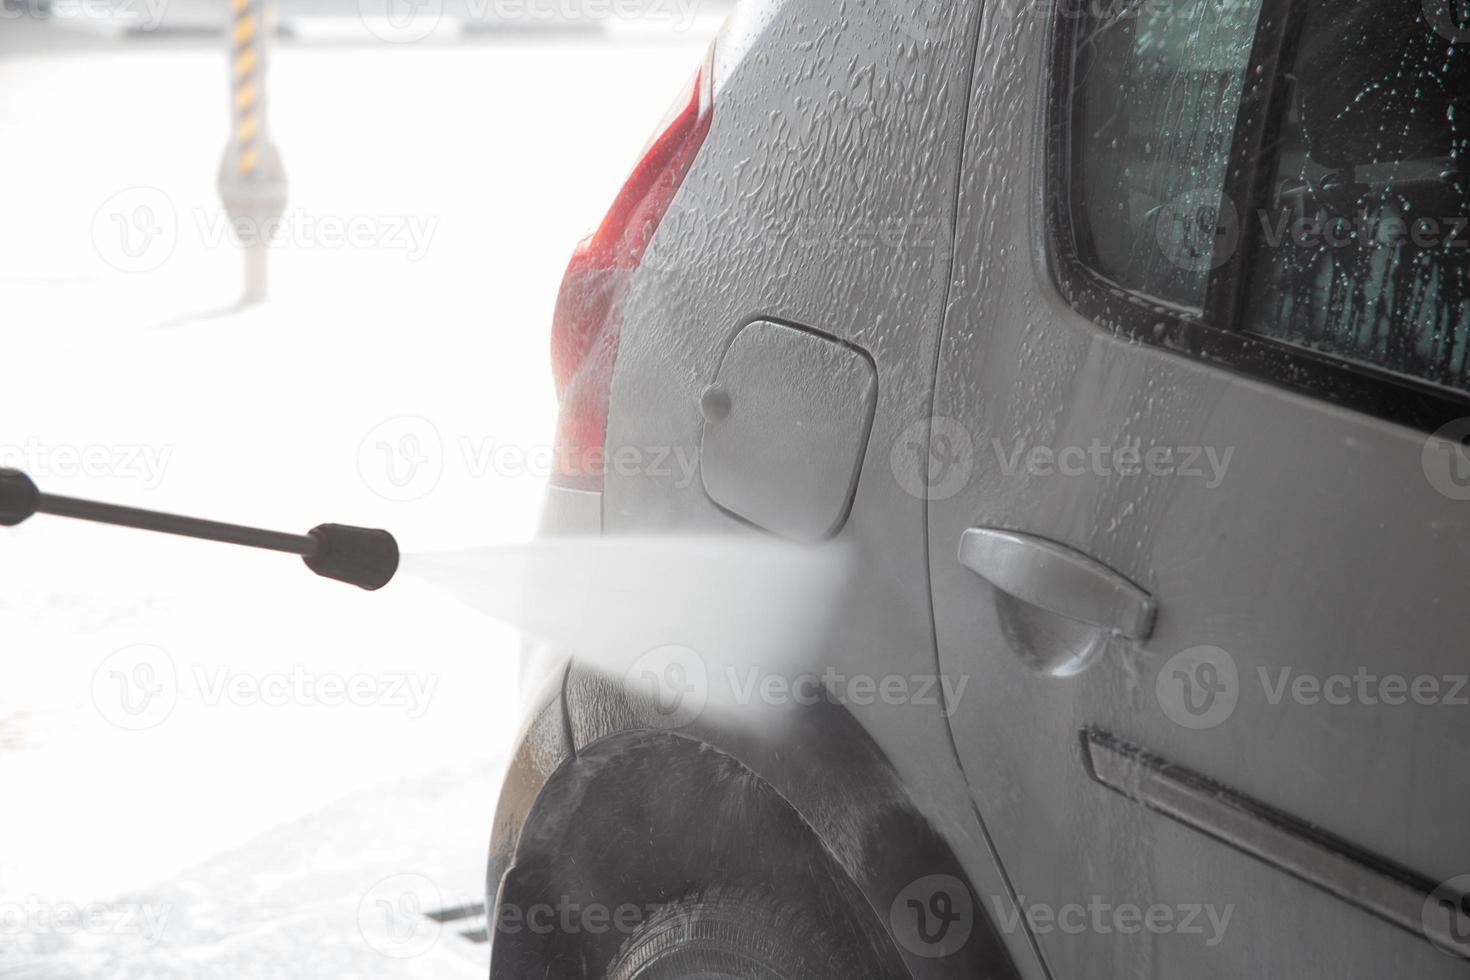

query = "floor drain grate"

[{"left": 426, "top": 901, "right": 489, "bottom": 944}]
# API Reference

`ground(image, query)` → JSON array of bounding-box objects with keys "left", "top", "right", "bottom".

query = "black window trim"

[{"left": 1044, "top": 0, "right": 1470, "bottom": 434}]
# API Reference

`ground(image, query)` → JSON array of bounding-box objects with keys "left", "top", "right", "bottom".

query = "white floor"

[{"left": 0, "top": 17, "right": 716, "bottom": 976}]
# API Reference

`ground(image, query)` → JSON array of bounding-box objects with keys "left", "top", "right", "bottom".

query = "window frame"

[{"left": 1044, "top": 0, "right": 1470, "bottom": 433}]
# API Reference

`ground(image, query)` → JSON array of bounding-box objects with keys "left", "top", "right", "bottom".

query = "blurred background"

[{"left": 0, "top": 1, "right": 728, "bottom": 974}]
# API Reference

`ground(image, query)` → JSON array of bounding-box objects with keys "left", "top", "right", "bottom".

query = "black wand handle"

[{"left": 0, "top": 468, "right": 398, "bottom": 591}]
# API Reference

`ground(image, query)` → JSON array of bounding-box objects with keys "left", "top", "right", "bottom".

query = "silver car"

[{"left": 489, "top": 0, "right": 1470, "bottom": 977}]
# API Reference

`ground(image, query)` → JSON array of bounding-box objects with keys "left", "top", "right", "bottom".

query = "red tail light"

[{"left": 549, "top": 46, "right": 716, "bottom": 491}]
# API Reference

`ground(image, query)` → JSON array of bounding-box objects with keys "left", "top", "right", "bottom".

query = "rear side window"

[
  {"left": 1051, "top": 0, "right": 1470, "bottom": 427},
  {"left": 1241, "top": 0, "right": 1470, "bottom": 393},
  {"left": 1068, "top": 0, "right": 1263, "bottom": 309}
]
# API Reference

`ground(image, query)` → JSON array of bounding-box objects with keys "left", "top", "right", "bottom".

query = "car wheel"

[{"left": 606, "top": 888, "right": 880, "bottom": 980}]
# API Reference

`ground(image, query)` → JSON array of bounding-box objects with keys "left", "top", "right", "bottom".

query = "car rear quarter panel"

[{"left": 585, "top": 0, "right": 1044, "bottom": 976}]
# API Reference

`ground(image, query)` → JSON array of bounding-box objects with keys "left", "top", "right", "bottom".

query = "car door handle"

[{"left": 958, "top": 528, "right": 1157, "bottom": 642}]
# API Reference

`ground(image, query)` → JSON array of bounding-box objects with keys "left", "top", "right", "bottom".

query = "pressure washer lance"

[{"left": 0, "top": 469, "right": 398, "bottom": 591}]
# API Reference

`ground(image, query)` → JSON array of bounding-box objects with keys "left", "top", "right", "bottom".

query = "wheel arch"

[{"left": 485, "top": 663, "right": 1020, "bottom": 980}]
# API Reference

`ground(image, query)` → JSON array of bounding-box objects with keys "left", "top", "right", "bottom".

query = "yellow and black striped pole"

[
  {"left": 218, "top": 0, "right": 287, "bottom": 304},
  {"left": 229, "top": 0, "right": 265, "bottom": 179}
]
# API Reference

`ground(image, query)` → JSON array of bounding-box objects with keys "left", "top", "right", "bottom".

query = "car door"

[{"left": 923, "top": 0, "right": 1470, "bottom": 975}]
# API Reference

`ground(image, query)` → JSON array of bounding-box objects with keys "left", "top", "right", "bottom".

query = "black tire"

[{"left": 606, "top": 888, "right": 881, "bottom": 980}]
